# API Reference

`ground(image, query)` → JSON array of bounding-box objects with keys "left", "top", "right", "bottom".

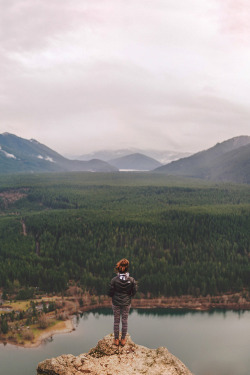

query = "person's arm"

[{"left": 107, "top": 278, "right": 115, "bottom": 297}]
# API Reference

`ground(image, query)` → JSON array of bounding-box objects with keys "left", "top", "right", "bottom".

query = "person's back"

[
  {"left": 107, "top": 259, "right": 137, "bottom": 346},
  {"left": 108, "top": 273, "right": 137, "bottom": 306}
]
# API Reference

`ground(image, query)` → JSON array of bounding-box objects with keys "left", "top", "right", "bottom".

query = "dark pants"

[{"left": 112, "top": 304, "right": 131, "bottom": 340}]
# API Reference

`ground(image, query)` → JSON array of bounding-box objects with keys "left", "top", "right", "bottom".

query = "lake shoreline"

[
  {"left": 131, "top": 294, "right": 250, "bottom": 311},
  {"left": 0, "top": 319, "right": 74, "bottom": 349},
  {"left": 22, "top": 319, "right": 74, "bottom": 348},
  {"left": 83, "top": 292, "right": 250, "bottom": 313},
  {"left": 1, "top": 292, "right": 249, "bottom": 348}
]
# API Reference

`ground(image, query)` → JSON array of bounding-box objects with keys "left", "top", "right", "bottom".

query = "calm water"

[{"left": 0, "top": 309, "right": 249, "bottom": 375}]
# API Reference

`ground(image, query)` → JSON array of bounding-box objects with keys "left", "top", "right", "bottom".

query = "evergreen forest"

[{"left": 0, "top": 172, "right": 249, "bottom": 297}]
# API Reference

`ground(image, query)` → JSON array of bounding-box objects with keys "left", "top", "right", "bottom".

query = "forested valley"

[{"left": 0, "top": 172, "right": 249, "bottom": 298}]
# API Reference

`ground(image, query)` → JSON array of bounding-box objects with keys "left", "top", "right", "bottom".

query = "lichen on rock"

[{"left": 37, "top": 334, "right": 193, "bottom": 375}]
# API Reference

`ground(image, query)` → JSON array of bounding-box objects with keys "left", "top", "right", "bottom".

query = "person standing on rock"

[{"left": 107, "top": 258, "right": 137, "bottom": 346}]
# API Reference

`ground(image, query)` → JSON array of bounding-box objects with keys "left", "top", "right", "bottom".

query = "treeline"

[
  {"left": 26, "top": 184, "right": 250, "bottom": 211},
  {"left": 0, "top": 173, "right": 249, "bottom": 297}
]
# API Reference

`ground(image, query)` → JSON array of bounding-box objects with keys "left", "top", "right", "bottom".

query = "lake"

[{"left": 0, "top": 308, "right": 249, "bottom": 375}]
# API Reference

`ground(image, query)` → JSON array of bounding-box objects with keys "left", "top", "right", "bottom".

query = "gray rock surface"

[{"left": 37, "top": 334, "right": 193, "bottom": 375}]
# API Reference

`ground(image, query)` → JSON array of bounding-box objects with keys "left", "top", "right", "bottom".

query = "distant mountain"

[
  {"left": 155, "top": 136, "right": 250, "bottom": 184},
  {"left": 0, "top": 133, "right": 117, "bottom": 173},
  {"left": 72, "top": 149, "right": 191, "bottom": 164},
  {"left": 109, "top": 153, "right": 162, "bottom": 171},
  {"left": 141, "top": 150, "right": 191, "bottom": 164}
]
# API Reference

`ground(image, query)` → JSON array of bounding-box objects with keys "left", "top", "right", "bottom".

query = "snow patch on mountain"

[
  {"left": 37, "top": 155, "right": 55, "bottom": 163},
  {"left": 0, "top": 146, "right": 16, "bottom": 159}
]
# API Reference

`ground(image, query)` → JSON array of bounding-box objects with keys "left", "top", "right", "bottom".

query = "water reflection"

[
  {"left": 0, "top": 308, "right": 249, "bottom": 375},
  {"left": 88, "top": 306, "right": 247, "bottom": 318}
]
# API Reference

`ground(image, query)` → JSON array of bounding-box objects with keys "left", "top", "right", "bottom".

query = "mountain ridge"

[
  {"left": 155, "top": 135, "right": 250, "bottom": 183},
  {"left": 109, "top": 152, "right": 162, "bottom": 170},
  {"left": 71, "top": 148, "right": 191, "bottom": 164},
  {"left": 0, "top": 133, "right": 117, "bottom": 173}
]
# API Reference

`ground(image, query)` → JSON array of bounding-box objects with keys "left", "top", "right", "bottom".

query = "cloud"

[
  {"left": 0, "top": 0, "right": 93, "bottom": 51},
  {"left": 0, "top": 0, "right": 249, "bottom": 154},
  {"left": 217, "top": 0, "right": 250, "bottom": 43}
]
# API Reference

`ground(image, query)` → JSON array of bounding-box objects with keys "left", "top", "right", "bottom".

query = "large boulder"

[{"left": 37, "top": 334, "right": 193, "bottom": 375}]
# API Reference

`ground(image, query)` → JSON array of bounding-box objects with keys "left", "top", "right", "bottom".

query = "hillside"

[
  {"left": 155, "top": 136, "right": 250, "bottom": 183},
  {"left": 209, "top": 143, "right": 250, "bottom": 183},
  {"left": 37, "top": 334, "right": 193, "bottom": 375},
  {"left": 0, "top": 133, "right": 117, "bottom": 173},
  {"left": 109, "top": 152, "right": 162, "bottom": 170}
]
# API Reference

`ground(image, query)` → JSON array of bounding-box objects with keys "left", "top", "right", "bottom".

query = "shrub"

[
  {"left": 38, "top": 314, "right": 49, "bottom": 329},
  {"left": 0, "top": 319, "right": 9, "bottom": 334},
  {"left": 16, "top": 288, "right": 34, "bottom": 300},
  {"left": 21, "top": 329, "right": 34, "bottom": 341},
  {"left": 91, "top": 296, "right": 97, "bottom": 305},
  {"left": 57, "top": 312, "right": 68, "bottom": 321},
  {"left": 7, "top": 335, "right": 17, "bottom": 343}
]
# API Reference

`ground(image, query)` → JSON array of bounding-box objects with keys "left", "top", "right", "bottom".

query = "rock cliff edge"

[{"left": 37, "top": 334, "right": 193, "bottom": 375}]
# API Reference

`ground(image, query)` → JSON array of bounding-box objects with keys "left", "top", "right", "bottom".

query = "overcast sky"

[{"left": 1, "top": 0, "right": 250, "bottom": 155}]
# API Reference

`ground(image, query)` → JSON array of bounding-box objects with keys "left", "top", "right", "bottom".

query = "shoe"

[
  {"left": 113, "top": 339, "right": 119, "bottom": 346},
  {"left": 120, "top": 338, "right": 126, "bottom": 346}
]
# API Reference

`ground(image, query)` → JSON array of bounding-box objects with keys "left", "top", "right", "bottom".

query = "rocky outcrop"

[{"left": 37, "top": 334, "right": 193, "bottom": 375}]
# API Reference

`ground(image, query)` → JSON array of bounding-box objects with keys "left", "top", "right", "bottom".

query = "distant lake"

[{"left": 0, "top": 308, "right": 249, "bottom": 375}]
